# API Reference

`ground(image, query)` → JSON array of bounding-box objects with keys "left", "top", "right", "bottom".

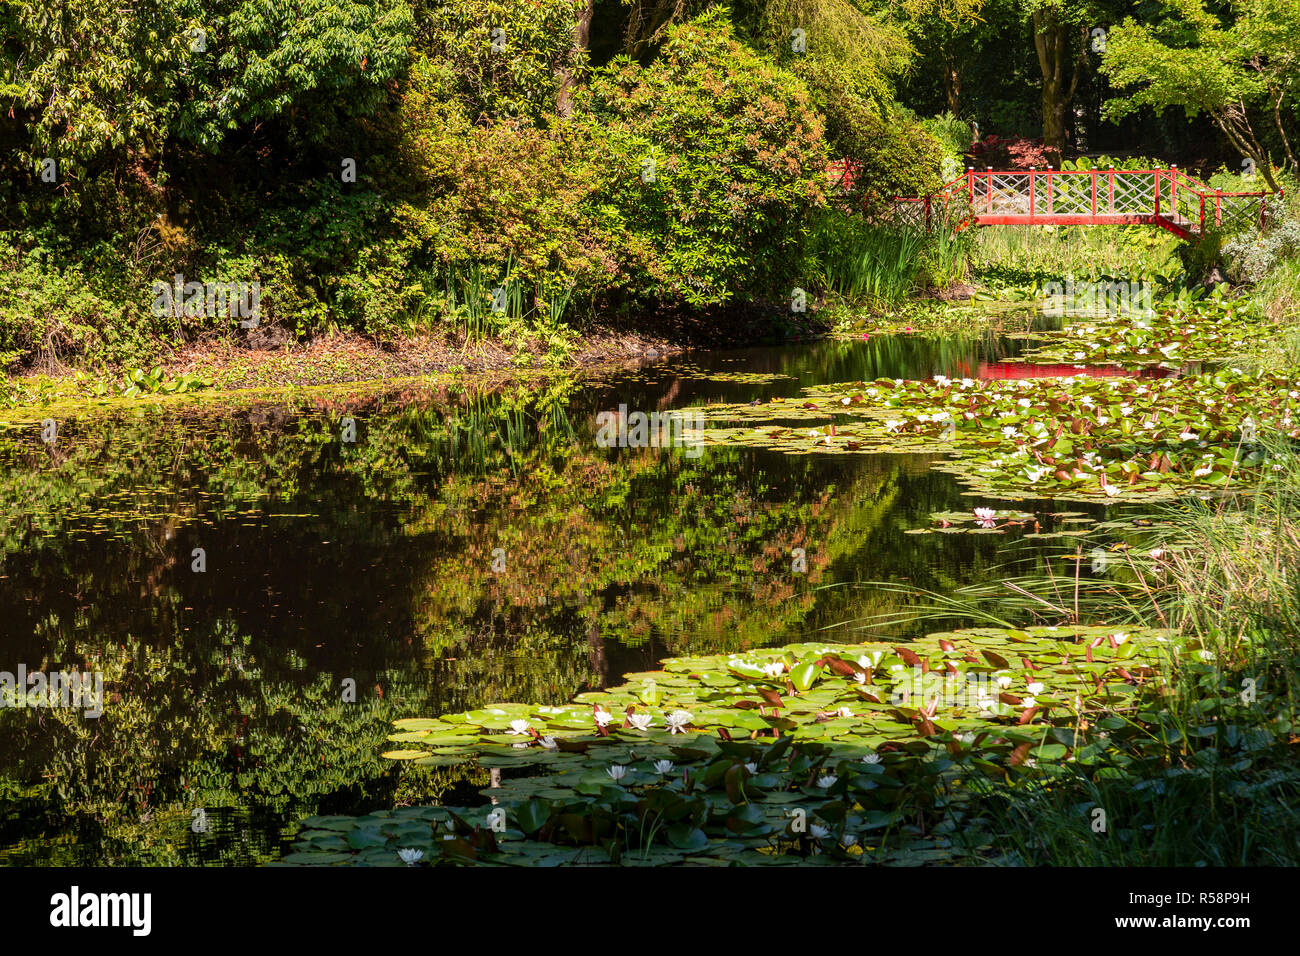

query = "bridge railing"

[{"left": 844, "top": 161, "right": 1280, "bottom": 236}]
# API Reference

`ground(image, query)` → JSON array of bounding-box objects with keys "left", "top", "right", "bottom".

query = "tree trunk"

[
  {"left": 942, "top": 53, "right": 962, "bottom": 116},
  {"left": 1031, "top": 10, "right": 1085, "bottom": 162},
  {"left": 557, "top": 0, "right": 595, "bottom": 117}
]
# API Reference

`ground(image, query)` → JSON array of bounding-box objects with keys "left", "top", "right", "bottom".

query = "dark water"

[{"left": 0, "top": 323, "right": 1103, "bottom": 864}]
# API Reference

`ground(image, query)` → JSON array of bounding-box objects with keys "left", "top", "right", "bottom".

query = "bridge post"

[
  {"left": 986, "top": 167, "right": 992, "bottom": 216},
  {"left": 1108, "top": 166, "right": 1115, "bottom": 214},
  {"left": 1215, "top": 188, "right": 1222, "bottom": 227},
  {"left": 1153, "top": 170, "right": 1160, "bottom": 217},
  {"left": 1029, "top": 169, "right": 1036, "bottom": 220},
  {"left": 1170, "top": 166, "right": 1177, "bottom": 222},
  {"left": 1091, "top": 169, "right": 1097, "bottom": 216}
]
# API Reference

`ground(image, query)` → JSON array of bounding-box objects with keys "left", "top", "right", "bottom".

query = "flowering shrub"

[{"left": 970, "top": 134, "right": 1056, "bottom": 170}]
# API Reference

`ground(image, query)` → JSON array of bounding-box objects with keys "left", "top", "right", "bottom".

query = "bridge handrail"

[{"left": 854, "top": 161, "right": 1283, "bottom": 236}]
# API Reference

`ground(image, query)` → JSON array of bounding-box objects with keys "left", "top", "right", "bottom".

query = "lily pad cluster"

[
  {"left": 1019, "top": 299, "right": 1274, "bottom": 368},
  {"left": 686, "top": 367, "right": 1297, "bottom": 502},
  {"left": 906, "top": 506, "right": 1096, "bottom": 537},
  {"left": 280, "top": 625, "right": 1173, "bottom": 866}
]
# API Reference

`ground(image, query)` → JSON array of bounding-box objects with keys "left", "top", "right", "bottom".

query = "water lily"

[
  {"left": 834, "top": 706, "right": 854, "bottom": 718},
  {"left": 762, "top": 661, "right": 785, "bottom": 679},
  {"left": 995, "top": 675, "right": 1012, "bottom": 689},
  {"left": 842, "top": 834, "right": 859, "bottom": 847},
  {"left": 744, "top": 762, "right": 758, "bottom": 774},
  {"left": 1027, "top": 682, "right": 1045, "bottom": 694},
  {"left": 1111, "top": 632, "right": 1129, "bottom": 645},
  {"left": 861, "top": 752, "right": 881, "bottom": 764},
  {"left": 606, "top": 765, "right": 628, "bottom": 782},
  {"left": 816, "top": 774, "right": 838, "bottom": 788},
  {"left": 1022, "top": 696, "right": 1037, "bottom": 708},
  {"left": 397, "top": 848, "right": 424, "bottom": 865},
  {"left": 593, "top": 707, "right": 613, "bottom": 727},
  {"left": 883, "top": 420, "right": 903, "bottom": 433},
  {"left": 664, "top": 710, "right": 693, "bottom": 734},
  {"left": 627, "top": 713, "right": 653, "bottom": 732},
  {"left": 653, "top": 759, "right": 675, "bottom": 774},
  {"left": 539, "top": 736, "right": 558, "bottom": 749},
  {"left": 809, "top": 824, "right": 831, "bottom": 840},
  {"left": 506, "top": 719, "right": 531, "bottom": 735},
  {"left": 973, "top": 507, "right": 997, "bottom": 522}
]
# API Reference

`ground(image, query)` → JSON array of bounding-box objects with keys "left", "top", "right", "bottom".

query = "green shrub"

[{"left": 580, "top": 9, "right": 828, "bottom": 307}]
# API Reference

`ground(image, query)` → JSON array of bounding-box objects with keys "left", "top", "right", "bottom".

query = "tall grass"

[
  {"left": 809, "top": 207, "right": 971, "bottom": 305},
  {"left": 972, "top": 224, "right": 1183, "bottom": 285}
]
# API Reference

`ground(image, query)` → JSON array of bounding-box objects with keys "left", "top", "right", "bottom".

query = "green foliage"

[
  {"left": 412, "top": 0, "right": 587, "bottom": 123},
  {"left": 581, "top": 10, "right": 829, "bottom": 306}
]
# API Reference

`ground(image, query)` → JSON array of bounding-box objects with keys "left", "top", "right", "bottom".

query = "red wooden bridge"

[{"left": 830, "top": 162, "right": 1280, "bottom": 239}]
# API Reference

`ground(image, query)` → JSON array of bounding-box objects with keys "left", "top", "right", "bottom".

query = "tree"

[{"left": 1101, "top": 0, "right": 1297, "bottom": 190}]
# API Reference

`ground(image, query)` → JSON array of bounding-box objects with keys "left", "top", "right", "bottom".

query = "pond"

[{"left": 0, "top": 311, "right": 1126, "bottom": 864}]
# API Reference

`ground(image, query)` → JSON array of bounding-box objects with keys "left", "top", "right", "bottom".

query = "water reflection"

[{"left": 0, "top": 323, "right": 1089, "bottom": 864}]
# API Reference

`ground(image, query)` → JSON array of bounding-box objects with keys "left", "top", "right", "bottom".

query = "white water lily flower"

[
  {"left": 842, "top": 834, "right": 858, "bottom": 847},
  {"left": 1022, "top": 697, "right": 1037, "bottom": 708},
  {"left": 973, "top": 507, "right": 996, "bottom": 521},
  {"left": 398, "top": 848, "right": 424, "bottom": 865},
  {"left": 664, "top": 710, "right": 693, "bottom": 734},
  {"left": 809, "top": 824, "right": 831, "bottom": 840},
  {"left": 762, "top": 661, "right": 785, "bottom": 679},
  {"left": 1111, "top": 632, "right": 1129, "bottom": 645},
  {"left": 957, "top": 732, "right": 975, "bottom": 744},
  {"left": 539, "top": 736, "right": 558, "bottom": 749},
  {"left": 816, "top": 774, "right": 838, "bottom": 788},
  {"left": 841, "top": 397, "right": 851, "bottom": 405},
  {"left": 653, "top": 759, "right": 675, "bottom": 774},
  {"left": 1179, "top": 430, "right": 1199, "bottom": 441},
  {"left": 1027, "top": 682, "right": 1045, "bottom": 694},
  {"left": 607, "top": 764, "right": 628, "bottom": 782},
  {"left": 883, "top": 420, "right": 904, "bottom": 433},
  {"left": 744, "top": 762, "right": 758, "bottom": 774},
  {"left": 861, "top": 752, "right": 881, "bottom": 764},
  {"left": 835, "top": 706, "right": 854, "bottom": 719},
  {"left": 1001, "top": 426, "right": 1019, "bottom": 439},
  {"left": 995, "top": 675, "right": 1012, "bottom": 689},
  {"left": 627, "top": 713, "right": 653, "bottom": 732},
  {"left": 593, "top": 708, "right": 613, "bottom": 727},
  {"left": 506, "top": 719, "right": 531, "bottom": 735},
  {"left": 853, "top": 671, "right": 867, "bottom": 684}
]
